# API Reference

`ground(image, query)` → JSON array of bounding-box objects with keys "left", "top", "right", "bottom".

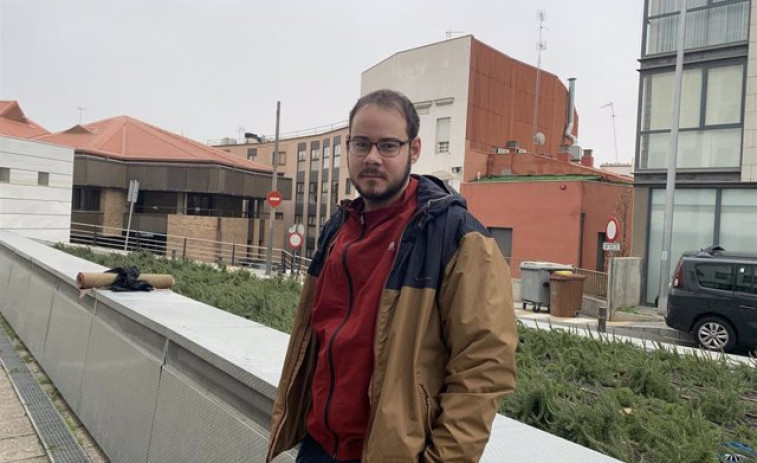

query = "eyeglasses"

[{"left": 346, "top": 137, "right": 411, "bottom": 158}]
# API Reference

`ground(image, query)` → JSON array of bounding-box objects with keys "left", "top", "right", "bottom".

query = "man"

[{"left": 267, "top": 89, "right": 517, "bottom": 463}]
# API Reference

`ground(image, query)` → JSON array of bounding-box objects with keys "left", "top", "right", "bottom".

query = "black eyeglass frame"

[{"left": 346, "top": 137, "right": 412, "bottom": 158}]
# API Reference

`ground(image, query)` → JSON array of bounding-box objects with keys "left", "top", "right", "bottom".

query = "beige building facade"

[{"left": 217, "top": 126, "right": 352, "bottom": 258}]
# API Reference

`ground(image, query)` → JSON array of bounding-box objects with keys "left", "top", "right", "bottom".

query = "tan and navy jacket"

[{"left": 267, "top": 175, "right": 518, "bottom": 463}]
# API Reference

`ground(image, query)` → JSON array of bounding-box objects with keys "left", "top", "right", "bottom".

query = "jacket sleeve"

[{"left": 423, "top": 231, "right": 518, "bottom": 463}]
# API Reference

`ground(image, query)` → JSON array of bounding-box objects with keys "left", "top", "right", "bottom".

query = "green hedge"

[{"left": 57, "top": 245, "right": 757, "bottom": 463}]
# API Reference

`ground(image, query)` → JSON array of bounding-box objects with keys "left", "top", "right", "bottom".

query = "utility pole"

[
  {"left": 601, "top": 102, "right": 619, "bottom": 162},
  {"left": 265, "top": 102, "right": 281, "bottom": 276},
  {"left": 657, "top": 0, "right": 687, "bottom": 314},
  {"left": 531, "top": 10, "right": 547, "bottom": 151},
  {"left": 76, "top": 107, "right": 88, "bottom": 123}
]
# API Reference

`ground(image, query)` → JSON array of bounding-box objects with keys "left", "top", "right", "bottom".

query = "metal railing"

[
  {"left": 70, "top": 222, "right": 311, "bottom": 275},
  {"left": 575, "top": 268, "right": 608, "bottom": 299}
]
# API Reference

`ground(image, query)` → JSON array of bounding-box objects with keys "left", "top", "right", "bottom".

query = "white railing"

[{"left": 70, "top": 222, "right": 311, "bottom": 275}]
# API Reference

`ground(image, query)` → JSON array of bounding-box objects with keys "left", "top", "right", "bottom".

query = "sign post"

[
  {"left": 265, "top": 102, "right": 281, "bottom": 276},
  {"left": 124, "top": 179, "right": 139, "bottom": 251}
]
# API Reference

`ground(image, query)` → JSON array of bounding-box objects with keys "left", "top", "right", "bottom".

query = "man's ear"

[{"left": 411, "top": 137, "right": 421, "bottom": 163}]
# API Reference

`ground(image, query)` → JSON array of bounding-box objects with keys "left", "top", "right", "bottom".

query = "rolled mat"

[{"left": 76, "top": 272, "right": 175, "bottom": 290}]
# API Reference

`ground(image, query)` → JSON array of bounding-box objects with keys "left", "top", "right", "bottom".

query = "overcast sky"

[{"left": 0, "top": 0, "right": 643, "bottom": 166}]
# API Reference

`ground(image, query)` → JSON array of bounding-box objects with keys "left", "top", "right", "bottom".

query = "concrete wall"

[
  {"left": 0, "top": 231, "right": 292, "bottom": 463},
  {"left": 362, "top": 36, "right": 471, "bottom": 191},
  {"left": 0, "top": 136, "right": 73, "bottom": 243},
  {"left": 0, "top": 231, "right": 622, "bottom": 463},
  {"left": 608, "top": 257, "right": 642, "bottom": 319}
]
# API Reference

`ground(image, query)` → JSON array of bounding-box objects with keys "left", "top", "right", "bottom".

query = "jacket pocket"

[{"left": 417, "top": 383, "right": 436, "bottom": 434}]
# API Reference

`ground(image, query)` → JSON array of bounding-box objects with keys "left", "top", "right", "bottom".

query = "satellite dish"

[{"left": 533, "top": 132, "right": 546, "bottom": 146}]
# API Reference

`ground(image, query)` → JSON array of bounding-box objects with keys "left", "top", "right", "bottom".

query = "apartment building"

[
  {"left": 216, "top": 126, "right": 350, "bottom": 257},
  {"left": 633, "top": 0, "right": 757, "bottom": 303},
  {"left": 362, "top": 35, "right": 578, "bottom": 190}
]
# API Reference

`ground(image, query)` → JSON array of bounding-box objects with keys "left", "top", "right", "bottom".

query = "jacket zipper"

[
  {"left": 324, "top": 212, "right": 366, "bottom": 459},
  {"left": 361, "top": 200, "right": 441, "bottom": 461},
  {"left": 267, "top": 211, "right": 348, "bottom": 462}
]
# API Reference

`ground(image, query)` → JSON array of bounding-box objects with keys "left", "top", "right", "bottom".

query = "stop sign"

[{"left": 266, "top": 190, "right": 282, "bottom": 208}]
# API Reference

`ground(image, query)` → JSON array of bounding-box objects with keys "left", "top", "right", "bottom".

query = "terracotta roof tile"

[
  {"left": 36, "top": 115, "right": 272, "bottom": 174},
  {"left": 0, "top": 101, "right": 50, "bottom": 139}
]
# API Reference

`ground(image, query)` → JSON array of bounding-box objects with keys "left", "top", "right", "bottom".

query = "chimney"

[
  {"left": 581, "top": 149, "right": 594, "bottom": 167},
  {"left": 557, "top": 145, "right": 572, "bottom": 162},
  {"left": 580, "top": 149, "right": 594, "bottom": 168}
]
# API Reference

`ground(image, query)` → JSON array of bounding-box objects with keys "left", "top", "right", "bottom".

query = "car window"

[
  {"left": 695, "top": 263, "right": 734, "bottom": 291},
  {"left": 736, "top": 264, "right": 757, "bottom": 295}
]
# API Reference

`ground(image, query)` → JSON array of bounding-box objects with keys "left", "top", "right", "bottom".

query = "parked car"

[{"left": 666, "top": 245, "right": 757, "bottom": 353}]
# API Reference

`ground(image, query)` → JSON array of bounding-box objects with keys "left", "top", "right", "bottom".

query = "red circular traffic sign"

[
  {"left": 606, "top": 217, "right": 620, "bottom": 243},
  {"left": 287, "top": 232, "right": 303, "bottom": 249},
  {"left": 266, "top": 190, "right": 282, "bottom": 208}
]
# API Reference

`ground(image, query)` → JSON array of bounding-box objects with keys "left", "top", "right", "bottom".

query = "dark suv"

[{"left": 666, "top": 246, "right": 757, "bottom": 353}]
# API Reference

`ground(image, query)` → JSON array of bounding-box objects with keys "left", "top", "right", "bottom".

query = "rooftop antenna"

[
  {"left": 76, "top": 106, "right": 88, "bottom": 124},
  {"left": 446, "top": 28, "right": 465, "bottom": 40},
  {"left": 531, "top": 10, "right": 547, "bottom": 152},
  {"left": 601, "top": 102, "right": 619, "bottom": 162}
]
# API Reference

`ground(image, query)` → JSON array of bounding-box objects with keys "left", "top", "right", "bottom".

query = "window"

[
  {"left": 38, "top": 172, "right": 49, "bottom": 186},
  {"left": 332, "top": 180, "right": 339, "bottom": 201},
  {"left": 296, "top": 182, "right": 305, "bottom": 204},
  {"left": 297, "top": 143, "right": 306, "bottom": 172},
  {"left": 309, "top": 183, "right": 317, "bottom": 204},
  {"left": 310, "top": 141, "right": 320, "bottom": 161},
  {"left": 645, "top": 0, "right": 749, "bottom": 56},
  {"left": 295, "top": 215, "right": 303, "bottom": 225},
  {"left": 307, "top": 215, "right": 316, "bottom": 226},
  {"left": 639, "top": 63, "right": 743, "bottom": 169},
  {"left": 736, "top": 265, "right": 757, "bottom": 295},
  {"left": 695, "top": 263, "right": 734, "bottom": 291},
  {"left": 436, "top": 117, "right": 450, "bottom": 153},
  {"left": 0, "top": 167, "right": 9, "bottom": 183},
  {"left": 274, "top": 151, "right": 286, "bottom": 166},
  {"left": 345, "top": 179, "right": 352, "bottom": 195},
  {"left": 247, "top": 148, "right": 257, "bottom": 160},
  {"left": 321, "top": 181, "right": 328, "bottom": 194},
  {"left": 646, "top": 188, "right": 716, "bottom": 302},
  {"left": 720, "top": 189, "right": 757, "bottom": 251},
  {"left": 72, "top": 188, "right": 101, "bottom": 211},
  {"left": 187, "top": 193, "right": 214, "bottom": 215},
  {"left": 297, "top": 143, "right": 307, "bottom": 161},
  {"left": 275, "top": 212, "right": 284, "bottom": 220},
  {"left": 333, "top": 137, "right": 341, "bottom": 167},
  {"left": 322, "top": 145, "right": 331, "bottom": 170}
]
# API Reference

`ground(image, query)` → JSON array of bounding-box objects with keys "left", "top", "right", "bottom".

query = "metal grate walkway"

[{"left": 0, "top": 325, "right": 91, "bottom": 463}]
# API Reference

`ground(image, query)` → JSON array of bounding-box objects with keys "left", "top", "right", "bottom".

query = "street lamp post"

[{"left": 657, "top": 0, "right": 687, "bottom": 313}]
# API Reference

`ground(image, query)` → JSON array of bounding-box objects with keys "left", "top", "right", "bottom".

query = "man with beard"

[{"left": 267, "top": 89, "right": 517, "bottom": 463}]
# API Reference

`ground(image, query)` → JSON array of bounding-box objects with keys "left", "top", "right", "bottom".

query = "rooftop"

[
  {"left": 0, "top": 101, "right": 50, "bottom": 139},
  {"left": 36, "top": 115, "right": 272, "bottom": 174}
]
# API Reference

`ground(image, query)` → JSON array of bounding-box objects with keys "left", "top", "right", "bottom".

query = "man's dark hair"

[{"left": 348, "top": 89, "right": 420, "bottom": 140}]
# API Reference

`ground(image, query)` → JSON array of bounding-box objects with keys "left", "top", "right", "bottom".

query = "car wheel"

[{"left": 693, "top": 317, "right": 737, "bottom": 352}]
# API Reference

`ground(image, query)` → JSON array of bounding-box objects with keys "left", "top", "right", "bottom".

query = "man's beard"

[{"left": 353, "top": 155, "right": 412, "bottom": 205}]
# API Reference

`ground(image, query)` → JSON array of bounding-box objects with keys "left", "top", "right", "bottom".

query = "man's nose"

[{"left": 363, "top": 144, "right": 383, "bottom": 164}]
